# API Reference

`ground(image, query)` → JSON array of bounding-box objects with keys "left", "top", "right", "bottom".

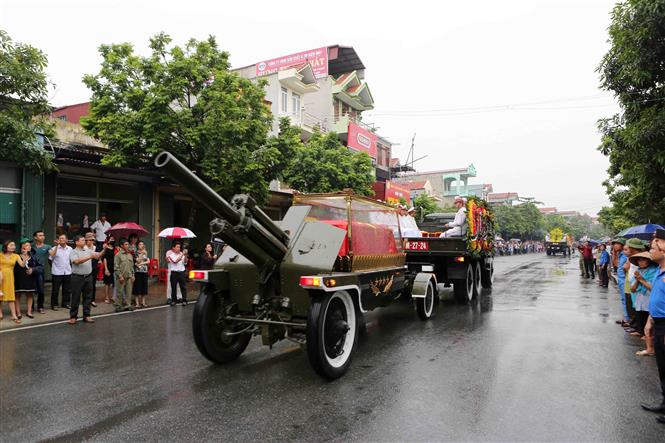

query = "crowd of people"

[
  {"left": 0, "top": 213, "right": 224, "bottom": 325},
  {"left": 577, "top": 231, "right": 665, "bottom": 423},
  {"left": 495, "top": 240, "right": 544, "bottom": 255}
]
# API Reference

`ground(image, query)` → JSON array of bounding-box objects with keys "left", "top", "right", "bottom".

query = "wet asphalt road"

[{"left": 1, "top": 253, "right": 663, "bottom": 442}]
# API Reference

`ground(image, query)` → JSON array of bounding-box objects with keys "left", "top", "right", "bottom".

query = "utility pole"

[{"left": 407, "top": 133, "right": 416, "bottom": 170}]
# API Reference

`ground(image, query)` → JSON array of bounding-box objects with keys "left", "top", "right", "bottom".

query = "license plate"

[{"left": 405, "top": 241, "right": 429, "bottom": 251}]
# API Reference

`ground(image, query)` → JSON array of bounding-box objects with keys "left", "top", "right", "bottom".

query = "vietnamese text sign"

[
  {"left": 256, "top": 47, "right": 328, "bottom": 78},
  {"left": 385, "top": 181, "right": 410, "bottom": 204},
  {"left": 347, "top": 121, "right": 378, "bottom": 159}
]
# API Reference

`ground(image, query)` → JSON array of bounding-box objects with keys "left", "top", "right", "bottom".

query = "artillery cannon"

[{"left": 155, "top": 151, "right": 438, "bottom": 379}]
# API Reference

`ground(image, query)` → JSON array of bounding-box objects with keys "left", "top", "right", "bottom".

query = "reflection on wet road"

[{"left": 0, "top": 254, "right": 662, "bottom": 441}]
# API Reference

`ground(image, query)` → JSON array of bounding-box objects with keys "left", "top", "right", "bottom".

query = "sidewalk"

[{"left": 0, "top": 279, "right": 199, "bottom": 331}]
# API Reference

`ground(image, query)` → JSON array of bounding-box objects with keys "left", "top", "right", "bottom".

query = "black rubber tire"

[
  {"left": 415, "top": 280, "right": 435, "bottom": 320},
  {"left": 453, "top": 264, "right": 474, "bottom": 304},
  {"left": 480, "top": 260, "right": 494, "bottom": 289},
  {"left": 192, "top": 291, "right": 251, "bottom": 364},
  {"left": 306, "top": 290, "right": 359, "bottom": 379},
  {"left": 472, "top": 261, "right": 482, "bottom": 299}
]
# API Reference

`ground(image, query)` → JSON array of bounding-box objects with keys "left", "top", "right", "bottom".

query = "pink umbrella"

[
  {"left": 158, "top": 227, "right": 196, "bottom": 239},
  {"left": 106, "top": 222, "right": 149, "bottom": 239}
]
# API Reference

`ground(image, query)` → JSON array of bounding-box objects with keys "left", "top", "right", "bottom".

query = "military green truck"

[{"left": 402, "top": 200, "right": 495, "bottom": 304}]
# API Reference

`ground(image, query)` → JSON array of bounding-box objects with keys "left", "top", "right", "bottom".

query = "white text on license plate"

[{"left": 406, "top": 241, "right": 429, "bottom": 251}]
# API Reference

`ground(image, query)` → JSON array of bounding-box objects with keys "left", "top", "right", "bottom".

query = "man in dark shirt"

[
  {"left": 32, "top": 230, "right": 50, "bottom": 314},
  {"left": 579, "top": 242, "right": 595, "bottom": 279}
]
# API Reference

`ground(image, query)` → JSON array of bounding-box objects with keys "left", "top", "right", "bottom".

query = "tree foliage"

[
  {"left": 0, "top": 30, "right": 55, "bottom": 173},
  {"left": 413, "top": 194, "right": 438, "bottom": 217},
  {"left": 281, "top": 131, "right": 375, "bottom": 195},
  {"left": 494, "top": 203, "right": 543, "bottom": 239},
  {"left": 82, "top": 33, "right": 298, "bottom": 204},
  {"left": 597, "top": 0, "right": 665, "bottom": 225},
  {"left": 597, "top": 205, "right": 633, "bottom": 233},
  {"left": 543, "top": 213, "right": 612, "bottom": 240}
]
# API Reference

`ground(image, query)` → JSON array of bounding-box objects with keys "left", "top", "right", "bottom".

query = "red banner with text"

[{"left": 256, "top": 47, "right": 328, "bottom": 78}]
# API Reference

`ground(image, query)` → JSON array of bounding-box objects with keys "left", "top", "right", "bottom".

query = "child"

[{"left": 630, "top": 251, "right": 659, "bottom": 356}]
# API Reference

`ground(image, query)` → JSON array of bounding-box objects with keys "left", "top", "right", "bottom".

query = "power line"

[{"left": 366, "top": 95, "right": 665, "bottom": 118}]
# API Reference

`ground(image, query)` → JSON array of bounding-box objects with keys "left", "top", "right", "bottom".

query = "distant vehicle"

[{"left": 545, "top": 228, "right": 568, "bottom": 256}]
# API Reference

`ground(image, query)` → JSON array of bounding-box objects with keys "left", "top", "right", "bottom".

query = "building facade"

[
  {"left": 234, "top": 45, "right": 394, "bottom": 183},
  {"left": 393, "top": 164, "right": 479, "bottom": 206}
]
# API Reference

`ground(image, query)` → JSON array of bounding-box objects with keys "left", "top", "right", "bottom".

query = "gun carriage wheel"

[
  {"left": 193, "top": 291, "right": 251, "bottom": 364},
  {"left": 306, "top": 290, "right": 359, "bottom": 379}
]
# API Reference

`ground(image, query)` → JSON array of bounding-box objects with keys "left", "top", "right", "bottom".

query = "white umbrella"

[{"left": 158, "top": 227, "right": 196, "bottom": 238}]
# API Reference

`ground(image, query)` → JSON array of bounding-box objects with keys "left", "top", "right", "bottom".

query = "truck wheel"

[
  {"left": 472, "top": 261, "right": 482, "bottom": 298},
  {"left": 481, "top": 260, "right": 494, "bottom": 289},
  {"left": 192, "top": 291, "right": 251, "bottom": 364},
  {"left": 415, "top": 279, "right": 436, "bottom": 320},
  {"left": 306, "top": 290, "right": 359, "bottom": 379},
  {"left": 453, "top": 264, "right": 474, "bottom": 304}
]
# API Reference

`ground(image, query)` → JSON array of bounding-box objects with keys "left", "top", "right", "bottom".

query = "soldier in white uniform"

[{"left": 440, "top": 196, "right": 467, "bottom": 238}]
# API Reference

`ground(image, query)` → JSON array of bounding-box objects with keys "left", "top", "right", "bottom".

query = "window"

[
  {"left": 291, "top": 93, "right": 301, "bottom": 120},
  {"left": 0, "top": 167, "right": 21, "bottom": 190},
  {"left": 281, "top": 87, "right": 288, "bottom": 114},
  {"left": 55, "top": 177, "right": 139, "bottom": 240}
]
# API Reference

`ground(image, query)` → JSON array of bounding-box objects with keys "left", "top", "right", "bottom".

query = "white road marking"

[{"left": 0, "top": 304, "right": 187, "bottom": 334}]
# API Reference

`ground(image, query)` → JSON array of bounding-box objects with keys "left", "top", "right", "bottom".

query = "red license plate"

[{"left": 405, "top": 241, "right": 429, "bottom": 251}]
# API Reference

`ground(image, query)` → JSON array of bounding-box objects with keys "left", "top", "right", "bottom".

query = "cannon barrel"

[{"left": 154, "top": 151, "right": 288, "bottom": 267}]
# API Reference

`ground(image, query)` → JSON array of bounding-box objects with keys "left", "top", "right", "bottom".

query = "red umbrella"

[{"left": 106, "top": 222, "right": 149, "bottom": 239}]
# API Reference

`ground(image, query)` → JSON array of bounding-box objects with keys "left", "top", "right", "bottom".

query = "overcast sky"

[{"left": 1, "top": 0, "right": 619, "bottom": 215}]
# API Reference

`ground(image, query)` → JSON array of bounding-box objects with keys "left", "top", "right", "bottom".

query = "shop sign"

[
  {"left": 384, "top": 181, "right": 410, "bottom": 204},
  {"left": 256, "top": 47, "right": 328, "bottom": 78},
  {"left": 347, "top": 121, "right": 377, "bottom": 159}
]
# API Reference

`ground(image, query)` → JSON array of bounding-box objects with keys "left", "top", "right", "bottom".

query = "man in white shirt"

[
  {"left": 49, "top": 234, "right": 72, "bottom": 310},
  {"left": 440, "top": 196, "right": 467, "bottom": 238},
  {"left": 166, "top": 242, "right": 188, "bottom": 306},
  {"left": 90, "top": 213, "right": 112, "bottom": 249}
]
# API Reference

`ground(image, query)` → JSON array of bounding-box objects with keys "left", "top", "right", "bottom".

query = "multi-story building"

[
  {"left": 487, "top": 192, "right": 520, "bottom": 206},
  {"left": 234, "top": 45, "right": 394, "bottom": 182},
  {"left": 393, "top": 165, "right": 479, "bottom": 206}
]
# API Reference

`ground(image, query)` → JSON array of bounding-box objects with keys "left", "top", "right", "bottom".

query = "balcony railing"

[
  {"left": 332, "top": 114, "right": 376, "bottom": 134},
  {"left": 301, "top": 111, "right": 328, "bottom": 132}
]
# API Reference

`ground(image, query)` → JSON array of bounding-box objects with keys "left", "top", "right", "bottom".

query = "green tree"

[
  {"left": 0, "top": 30, "right": 54, "bottom": 173},
  {"left": 515, "top": 203, "right": 543, "bottom": 239},
  {"left": 597, "top": 0, "right": 665, "bottom": 225},
  {"left": 543, "top": 214, "right": 568, "bottom": 233},
  {"left": 413, "top": 194, "right": 438, "bottom": 217},
  {"left": 494, "top": 205, "right": 522, "bottom": 239},
  {"left": 494, "top": 203, "right": 543, "bottom": 239},
  {"left": 281, "top": 131, "right": 374, "bottom": 195},
  {"left": 598, "top": 205, "right": 633, "bottom": 234},
  {"left": 82, "top": 33, "right": 298, "bottom": 204}
]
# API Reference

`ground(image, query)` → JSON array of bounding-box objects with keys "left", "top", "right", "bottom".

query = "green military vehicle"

[
  {"left": 402, "top": 199, "right": 495, "bottom": 304},
  {"left": 155, "top": 152, "right": 438, "bottom": 379}
]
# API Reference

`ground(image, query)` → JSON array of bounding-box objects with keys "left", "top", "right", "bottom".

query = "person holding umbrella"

[
  {"left": 166, "top": 241, "right": 188, "bottom": 306},
  {"left": 158, "top": 227, "right": 196, "bottom": 304}
]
